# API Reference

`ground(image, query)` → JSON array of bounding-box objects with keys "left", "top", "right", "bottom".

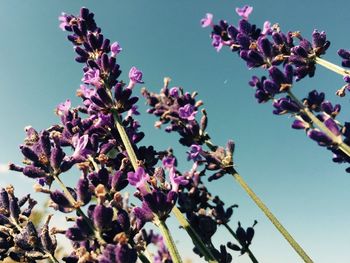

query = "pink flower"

[
  {"left": 56, "top": 99, "right": 71, "bottom": 116},
  {"left": 212, "top": 35, "right": 223, "bottom": 52},
  {"left": 111, "top": 42, "right": 122, "bottom": 56},
  {"left": 262, "top": 21, "right": 272, "bottom": 35},
  {"left": 201, "top": 13, "right": 213, "bottom": 28},
  {"left": 127, "top": 66, "right": 144, "bottom": 89},
  {"left": 235, "top": 5, "right": 253, "bottom": 20},
  {"left": 127, "top": 167, "right": 150, "bottom": 196},
  {"left": 179, "top": 104, "right": 197, "bottom": 121},
  {"left": 82, "top": 68, "right": 102, "bottom": 88},
  {"left": 169, "top": 167, "right": 188, "bottom": 192},
  {"left": 58, "top": 12, "right": 70, "bottom": 31}
]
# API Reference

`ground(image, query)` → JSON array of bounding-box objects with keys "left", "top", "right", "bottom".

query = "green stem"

[
  {"left": 157, "top": 219, "right": 183, "bottom": 263},
  {"left": 112, "top": 109, "right": 218, "bottom": 263},
  {"left": 138, "top": 252, "right": 152, "bottom": 263},
  {"left": 315, "top": 57, "right": 350, "bottom": 76},
  {"left": 47, "top": 254, "right": 60, "bottom": 263},
  {"left": 112, "top": 109, "right": 139, "bottom": 169},
  {"left": 52, "top": 174, "right": 106, "bottom": 245},
  {"left": 287, "top": 90, "right": 350, "bottom": 157},
  {"left": 223, "top": 223, "right": 258, "bottom": 263},
  {"left": 231, "top": 172, "right": 313, "bottom": 263}
]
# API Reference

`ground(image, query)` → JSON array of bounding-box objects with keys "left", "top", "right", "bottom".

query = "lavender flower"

[
  {"left": 111, "top": 42, "right": 122, "bottom": 57},
  {"left": 169, "top": 167, "right": 188, "bottom": 192},
  {"left": 235, "top": 5, "right": 253, "bottom": 20},
  {"left": 127, "top": 66, "right": 144, "bottom": 89},
  {"left": 201, "top": 13, "right": 213, "bottom": 28},
  {"left": 187, "top": 144, "right": 203, "bottom": 161},
  {"left": 179, "top": 104, "right": 198, "bottom": 121},
  {"left": 0, "top": 186, "right": 56, "bottom": 261},
  {"left": 143, "top": 190, "right": 177, "bottom": 220},
  {"left": 127, "top": 167, "right": 150, "bottom": 196},
  {"left": 201, "top": 6, "right": 350, "bottom": 174}
]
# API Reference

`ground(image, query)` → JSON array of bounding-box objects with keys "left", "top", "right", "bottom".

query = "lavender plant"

[
  {"left": 0, "top": 185, "right": 57, "bottom": 262},
  {"left": 142, "top": 80, "right": 260, "bottom": 262},
  {"left": 2, "top": 7, "right": 261, "bottom": 263},
  {"left": 199, "top": 3, "right": 350, "bottom": 263},
  {"left": 202, "top": 5, "right": 350, "bottom": 173}
]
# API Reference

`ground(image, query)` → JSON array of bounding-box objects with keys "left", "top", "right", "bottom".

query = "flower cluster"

[
  {"left": 142, "top": 78, "right": 209, "bottom": 147},
  {"left": 202, "top": 6, "right": 350, "bottom": 173},
  {"left": 6, "top": 7, "right": 257, "bottom": 263},
  {"left": 7, "top": 7, "right": 183, "bottom": 263},
  {"left": 203, "top": 5, "right": 329, "bottom": 80},
  {"left": 142, "top": 79, "right": 235, "bottom": 181},
  {"left": 143, "top": 80, "right": 258, "bottom": 260},
  {"left": 0, "top": 185, "right": 57, "bottom": 262},
  {"left": 2, "top": 5, "right": 270, "bottom": 263},
  {"left": 337, "top": 49, "right": 350, "bottom": 95}
]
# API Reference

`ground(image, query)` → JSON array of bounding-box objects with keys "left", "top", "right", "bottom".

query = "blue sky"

[{"left": 1, "top": 1, "right": 350, "bottom": 262}]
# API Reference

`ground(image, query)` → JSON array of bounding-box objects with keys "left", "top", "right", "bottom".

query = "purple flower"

[
  {"left": 115, "top": 243, "right": 137, "bottom": 263},
  {"left": 321, "top": 101, "right": 341, "bottom": 118},
  {"left": 169, "top": 87, "right": 180, "bottom": 98},
  {"left": 111, "top": 41, "right": 122, "bottom": 57},
  {"left": 307, "top": 129, "right": 333, "bottom": 146},
  {"left": 127, "top": 66, "right": 144, "bottom": 89},
  {"left": 127, "top": 167, "right": 150, "bottom": 196},
  {"left": 307, "top": 118, "right": 342, "bottom": 146},
  {"left": 23, "top": 166, "right": 47, "bottom": 179},
  {"left": 133, "top": 203, "right": 154, "bottom": 230},
  {"left": 162, "top": 156, "right": 176, "bottom": 169},
  {"left": 249, "top": 76, "right": 270, "bottom": 103},
  {"left": 77, "top": 84, "right": 94, "bottom": 98},
  {"left": 292, "top": 116, "right": 310, "bottom": 130},
  {"left": 143, "top": 190, "right": 177, "bottom": 220},
  {"left": 82, "top": 68, "right": 102, "bottom": 88},
  {"left": 56, "top": 99, "right": 71, "bottom": 116},
  {"left": 303, "top": 90, "right": 325, "bottom": 111},
  {"left": 201, "top": 13, "right": 213, "bottom": 28},
  {"left": 93, "top": 204, "right": 114, "bottom": 230},
  {"left": 324, "top": 117, "right": 341, "bottom": 138},
  {"left": 72, "top": 134, "right": 91, "bottom": 161},
  {"left": 311, "top": 29, "right": 330, "bottom": 56},
  {"left": 179, "top": 104, "right": 197, "bottom": 121},
  {"left": 272, "top": 97, "right": 300, "bottom": 115},
  {"left": 262, "top": 21, "right": 272, "bottom": 35},
  {"left": 338, "top": 49, "right": 350, "bottom": 68},
  {"left": 126, "top": 105, "right": 140, "bottom": 118},
  {"left": 58, "top": 12, "right": 70, "bottom": 31},
  {"left": 187, "top": 144, "right": 202, "bottom": 161},
  {"left": 50, "top": 190, "right": 71, "bottom": 208},
  {"left": 212, "top": 34, "right": 223, "bottom": 52},
  {"left": 169, "top": 167, "right": 188, "bottom": 192},
  {"left": 235, "top": 5, "right": 253, "bottom": 20}
]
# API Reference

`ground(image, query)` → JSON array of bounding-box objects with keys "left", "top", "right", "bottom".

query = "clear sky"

[{"left": 1, "top": 1, "right": 350, "bottom": 262}]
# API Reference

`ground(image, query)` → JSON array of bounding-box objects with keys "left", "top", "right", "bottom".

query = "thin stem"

[
  {"left": 231, "top": 172, "right": 313, "bottom": 263},
  {"left": 315, "top": 57, "right": 350, "bottom": 77},
  {"left": 112, "top": 109, "right": 218, "bottom": 263},
  {"left": 47, "top": 253, "right": 60, "bottom": 263},
  {"left": 138, "top": 252, "right": 152, "bottom": 263},
  {"left": 112, "top": 109, "right": 139, "bottom": 169},
  {"left": 223, "top": 223, "right": 258, "bottom": 263},
  {"left": 287, "top": 90, "right": 350, "bottom": 157},
  {"left": 157, "top": 219, "right": 183, "bottom": 263},
  {"left": 52, "top": 174, "right": 106, "bottom": 245}
]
